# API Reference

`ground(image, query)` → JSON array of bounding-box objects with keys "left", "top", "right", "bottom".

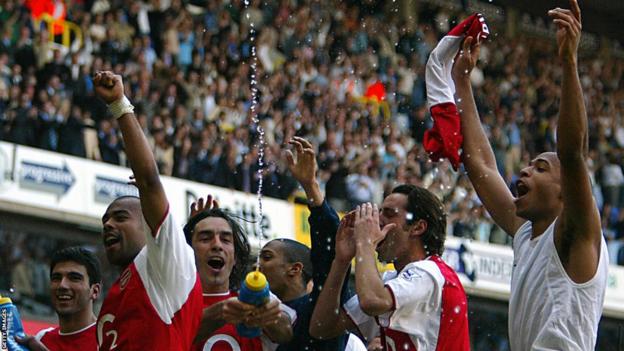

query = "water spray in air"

[{"left": 244, "top": 0, "right": 265, "bottom": 272}]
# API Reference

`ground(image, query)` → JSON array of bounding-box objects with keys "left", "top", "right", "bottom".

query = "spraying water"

[{"left": 243, "top": 0, "right": 266, "bottom": 269}]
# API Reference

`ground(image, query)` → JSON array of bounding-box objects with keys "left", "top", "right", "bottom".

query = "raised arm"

[
  {"left": 309, "top": 214, "right": 357, "bottom": 339},
  {"left": 94, "top": 72, "right": 168, "bottom": 231},
  {"left": 452, "top": 38, "right": 525, "bottom": 236},
  {"left": 548, "top": 0, "right": 602, "bottom": 283},
  {"left": 353, "top": 203, "right": 396, "bottom": 316},
  {"left": 285, "top": 136, "right": 324, "bottom": 206}
]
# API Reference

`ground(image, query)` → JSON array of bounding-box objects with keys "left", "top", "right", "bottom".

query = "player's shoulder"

[
  {"left": 393, "top": 259, "right": 445, "bottom": 284},
  {"left": 35, "top": 327, "right": 58, "bottom": 341}
]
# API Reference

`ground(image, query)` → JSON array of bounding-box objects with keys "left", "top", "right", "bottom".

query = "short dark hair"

[
  {"left": 392, "top": 184, "right": 447, "bottom": 256},
  {"left": 50, "top": 247, "right": 102, "bottom": 286},
  {"left": 270, "top": 238, "right": 313, "bottom": 285},
  {"left": 184, "top": 208, "right": 251, "bottom": 290}
]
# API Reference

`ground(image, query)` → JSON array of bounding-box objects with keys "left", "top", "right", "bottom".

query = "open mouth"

[
  {"left": 104, "top": 235, "right": 121, "bottom": 248},
  {"left": 56, "top": 294, "right": 73, "bottom": 301},
  {"left": 207, "top": 257, "right": 225, "bottom": 270},
  {"left": 515, "top": 180, "right": 529, "bottom": 198}
]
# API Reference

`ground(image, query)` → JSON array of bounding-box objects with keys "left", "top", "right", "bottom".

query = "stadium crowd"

[
  {"left": 0, "top": 0, "right": 622, "bottom": 350},
  {"left": 1, "top": 1, "right": 623, "bottom": 261}
]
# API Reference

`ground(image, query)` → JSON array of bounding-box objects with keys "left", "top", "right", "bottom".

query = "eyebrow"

[
  {"left": 102, "top": 209, "right": 130, "bottom": 222},
  {"left": 530, "top": 159, "right": 550, "bottom": 168},
  {"left": 196, "top": 229, "right": 233, "bottom": 235}
]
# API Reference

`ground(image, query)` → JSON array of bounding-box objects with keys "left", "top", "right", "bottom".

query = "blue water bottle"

[
  {"left": 0, "top": 294, "right": 28, "bottom": 351},
  {"left": 237, "top": 271, "right": 270, "bottom": 338}
]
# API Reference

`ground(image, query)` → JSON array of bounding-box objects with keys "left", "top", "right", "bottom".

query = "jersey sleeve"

[
  {"left": 342, "top": 294, "right": 379, "bottom": 342},
  {"left": 135, "top": 209, "right": 198, "bottom": 324},
  {"left": 34, "top": 328, "right": 54, "bottom": 342},
  {"left": 383, "top": 261, "right": 444, "bottom": 331}
]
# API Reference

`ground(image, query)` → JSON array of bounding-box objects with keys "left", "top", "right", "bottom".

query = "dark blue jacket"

[{"left": 278, "top": 200, "right": 351, "bottom": 351}]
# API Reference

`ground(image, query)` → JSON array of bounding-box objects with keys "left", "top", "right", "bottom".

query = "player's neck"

[
  {"left": 279, "top": 280, "right": 307, "bottom": 303},
  {"left": 530, "top": 213, "right": 558, "bottom": 239},
  {"left": 202, "top": 281, "right": 229, "bottom": 294},
  {"left": 394, "top": 243, "right": 427, "bottom": 272},
  {"left": 530, "top": 217, "right": 556, "bottom": 239},
  {"left": 59, "top": 312, "right": 96, "bottom": 334}
]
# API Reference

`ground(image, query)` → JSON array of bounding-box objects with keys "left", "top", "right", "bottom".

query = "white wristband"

[{"left": 108, "top": 96, "right": 134, "bottom": 119}]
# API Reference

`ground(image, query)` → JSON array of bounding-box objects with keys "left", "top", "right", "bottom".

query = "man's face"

[
  {"left": 258, "top": 241, "right": 289, "bottom": 299},
  {"left": 515, "top": 152, "right": 562, "bottom": 220},
  {"left": 377, "top": 193, "right": 410, "bottom": 263},
  {"left": 101, "top": 198, "right": 146, "bottom": 268},
  {"left": 192, "top": 217, "right": 236, "bottom": 293},
  {"left": 50, "top": 261, "right": 99, "bottom": 317}
]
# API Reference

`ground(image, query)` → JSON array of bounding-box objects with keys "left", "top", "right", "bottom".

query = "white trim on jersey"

[
  {"left": 135, "top": 210, "right": 198, "bottom": 324},
  {"left": 35, "top": 327, "right": 56, "bottom": 341},
  {"left": 58, "top": 322, "right": 96, "bottom": 336}
]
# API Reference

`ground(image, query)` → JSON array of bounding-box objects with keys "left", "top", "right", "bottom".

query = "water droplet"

[{"left": 454, "top": 305, "right": 461, "bottom": 314}]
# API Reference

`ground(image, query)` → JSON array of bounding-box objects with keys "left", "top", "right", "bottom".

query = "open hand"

[
  {"left": 190, "top": 194, "right": 219, "bottom": 218},
  {"left": 284, "top": 136, "right": 318, "bottom": 188},
  {"left": 548, "top": 0, "right": 581, "bottom": 62},
  {"left": 451, "top": 36, "right": 481, "bottom": 82},
  {"left": 335, "top": 210, "right": 357, "bottom": 263},
  {"left": 354, "top": 203, "right": 396, "bottom": 249}
]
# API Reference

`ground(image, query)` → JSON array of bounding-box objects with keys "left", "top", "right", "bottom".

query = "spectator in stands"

[{"left": 0, "top": 0, "right": 621, "bottom": 270}]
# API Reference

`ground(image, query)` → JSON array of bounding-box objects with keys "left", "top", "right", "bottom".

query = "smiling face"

[
  {"left": 50, "top": 261, "right": 100, "bottom": 318},
  {"left": 514, "top": 152, "right": 562, "bottom": 221},
  {"left": 101, "top": 197, "right": 146, "bottom": 268},
  {"left": 192, "top": 217, "right": 236, "bottom": 294}
]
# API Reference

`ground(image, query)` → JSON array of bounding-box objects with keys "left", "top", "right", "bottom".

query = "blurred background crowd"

[
  {"left": 1, "top": 0, "right": 623, "bottom": 349},
  {"left": 2, "top": 0, "right": 621, "bottom": 256}
]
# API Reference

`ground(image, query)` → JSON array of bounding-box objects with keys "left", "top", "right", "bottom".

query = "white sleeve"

[
  {"left": 35, "top": 328, "right": 54, "bottom": 341},
  {"left": 383, "top": 261, "right": 444, "bottom": 331},
  {"left": 135, "top": 210, "right": 198, "bottom": 324},
  {"left": 342, "top": 294, "right": 379, "bottom": 342}
]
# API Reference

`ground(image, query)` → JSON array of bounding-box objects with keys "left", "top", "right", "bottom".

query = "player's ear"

[
  {"left": 288, "top": 262, "right": 303, "bottom": 277},
  {"left": 91, "top": 282, "right": 102, "bottom": 300},
  {"left": 409, "top": 219, "right": 427, "bottom": 238}
]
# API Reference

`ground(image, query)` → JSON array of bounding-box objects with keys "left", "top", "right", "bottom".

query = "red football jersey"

[
  {"left": 193, "top": 291, "right": 263, "bottom": 351},
  {"left": 97, "top": 210, "right": 203, "bottom": 351},
  {"left": 344, "top": 255, "right": 470, "bottom": 351},
  {"left": 36, "top": 323, "right": 97, "bottom": 351}
]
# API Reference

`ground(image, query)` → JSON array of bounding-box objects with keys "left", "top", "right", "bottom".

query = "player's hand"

[
  {"left": 15, "top": 334, "right": 51, "bottom": 351},
  {"left": 354, "top": 203, "right": 396, "bottom": 249},
  {"left": 284, "top": 137, "right": 318, "bottom": 188},
  {"left": 451, "top": 36, "right": 481, "bottom": 82},
  {"left": 335, "top": 210, "right": 357, "bottom": 264},
  {"left": 548, "top": 0, "right": 581, "bottom": 63},
  {"left": 190, "top": 194, "right": 219, "bottom": 218},
  {"left": 243, "top": 298, "right": 282, "bottom": 328},
  {"left": 93, "top": 71, "right": 125, "bottom": 104},
  {"left": 219, "top": 297, "right": 255, "bottom": 325},
  {"left": 367, "top": 337, "right": 383, "bottom": 351}
]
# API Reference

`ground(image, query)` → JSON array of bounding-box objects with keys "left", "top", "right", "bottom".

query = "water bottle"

[
  {"left": 0, "top": 295, "right": 28, "bottom": 351},
  {"left": 237, "top": 271, "right": 270, "bottom": 338}
]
